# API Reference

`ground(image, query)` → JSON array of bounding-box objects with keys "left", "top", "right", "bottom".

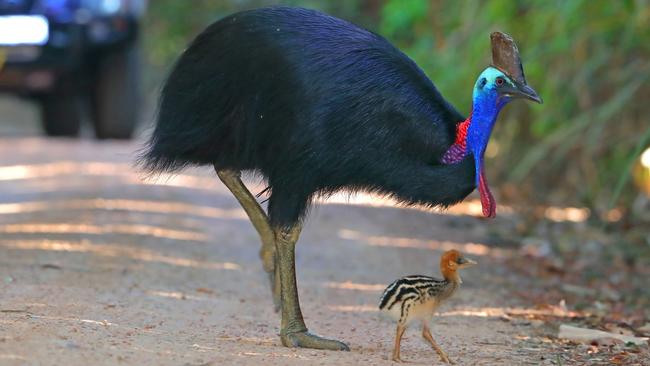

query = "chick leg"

[
  {"left": 215, "top": 168, "right": 281, "bottom": 311},
  {"left": 276, "top": 225, "right": 349, "bottom": 351},
  {"left": 422, "top": 323, "right": 454, "bottom": 364},
  {"left": 392, "top": 324, "right": 406, "bottom": 362}
]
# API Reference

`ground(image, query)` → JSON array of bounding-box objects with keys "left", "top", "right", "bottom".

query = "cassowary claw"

[{"left": 281, "top": 331, "right": 350, "bottom": 351}]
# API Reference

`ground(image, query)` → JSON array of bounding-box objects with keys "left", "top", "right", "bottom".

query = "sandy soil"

[{"left": 0, "top": 137, "right": 559, "bottom": 366}]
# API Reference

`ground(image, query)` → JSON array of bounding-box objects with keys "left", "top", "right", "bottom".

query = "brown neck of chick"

[
  {"left": 441, "top": 266, "right": 462, "bottom": 284},
  {"left": 440, "top": 252, "right": 462, "bottom": 284}
]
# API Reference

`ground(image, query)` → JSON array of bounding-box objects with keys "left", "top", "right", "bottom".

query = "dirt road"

[{"left": 0, "top": 137, "right": 562, "bottom": 365}]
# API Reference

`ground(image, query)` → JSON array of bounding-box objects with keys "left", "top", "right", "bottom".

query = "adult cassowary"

[{"left": 141, "top": 6, "right": 541, "bottom": 351}]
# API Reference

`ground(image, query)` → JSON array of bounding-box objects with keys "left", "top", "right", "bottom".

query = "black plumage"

[{"left": 141, "top": 6, "right": 475, "bottom": 229}]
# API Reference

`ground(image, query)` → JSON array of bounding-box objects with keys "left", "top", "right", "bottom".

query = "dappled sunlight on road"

[
  {"left": 0, "top": 354, "right": 27, "bottom": 361},
  {"left": 0, "top": 239, "right": 241, "bottom": 271},
  {"left": 327, "top": 305, "right": 378, "bottom": 313},
  {"left": 191, "top": 342, "right": 313, "bottom": 360},
  {"left": 338, "top": 229, "right": 510, "bottom": 257},
  {"left": 0, "top": 161, "right": 131, "bottom": 181},
  {"left": 0, "top": 223, "right": 207, "bottom": 242},
  {"left": 322, "top": 191, "right": 599, "bottom": 224},
  {"left": 147, "top": 290, "right": 221, "bottom": 302},
  {"left": 27, "top": 314, "right": 119, "bottom": 327},
  {"left": 0, "top": 160, "right": 597, "bottom": 226},
  {"left": 0, "top": 160, "right": 497, "bottom": 219},
  {"left": 543, "top": 206, "right": 590, "bottom": 222},
  {"left": 0, "top": 139, "right": 617, "bottom": 366},
  {"left": 0, "top": 198, "right": 248, "bottom": 220},
  {"left": 322, "top": 281, "right": 386, "bottom": 292},
  {"left": 440, "top": 305, "right": 583, "bottom": 319},
  {"left": 327, "top": 304, "right": 579, "bottom": 318},
  {"left": 320, "top": 191, "right": 514, "bottom": 217},
  {"left": 0, "top": 160, "right": 221, "bottom": 188},
  {"left": 326, "top": 304, "right": 583, "bottom": 319},
  {"left": 211, "top": 336, "right": 278, "bottom": 346}
]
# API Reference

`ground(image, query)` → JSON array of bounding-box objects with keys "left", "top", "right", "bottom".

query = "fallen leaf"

[{"left": 609, "top": 353, "right": 629, "bottom": 365}]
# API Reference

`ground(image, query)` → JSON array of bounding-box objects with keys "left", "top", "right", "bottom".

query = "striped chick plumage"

[
  {"left": 379, "top": 275, "right": 458, "bottom": 325},
  {"left": 378, "top": 250, "right": 476, "bottom": 364}
]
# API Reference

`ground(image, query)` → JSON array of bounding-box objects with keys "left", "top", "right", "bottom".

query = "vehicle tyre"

[
  {"left": 91, "top": 42, "right": 140, "bottom": 140},
  {"left": 40, "top": 81, "right": 82, "bottom": 137}
]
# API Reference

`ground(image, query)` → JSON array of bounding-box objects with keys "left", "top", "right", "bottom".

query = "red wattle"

[
  {"left": 441, "top": 116, "right": 472, "bottom": 164},
  {"left": 453, "top": 117, "right": 471, "bottom": 149},
  {"left": 478, "top": 167, "right": 496, "bottom": 218}
]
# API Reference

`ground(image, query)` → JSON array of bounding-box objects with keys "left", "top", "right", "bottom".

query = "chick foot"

[{"left": 438, "top": 353, "right": 454, "bottom": 364}]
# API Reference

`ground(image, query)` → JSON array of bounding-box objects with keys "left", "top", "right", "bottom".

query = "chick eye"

[{"left": 496, "top": 77, "right": 505, "bottom": 86}]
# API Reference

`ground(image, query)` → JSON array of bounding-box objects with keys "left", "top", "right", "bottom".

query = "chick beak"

[
  {"left": 458, "top": 257, "right": 477, "bottom": 268},
  {"left": 499, "top": 81, "right": 543, "bottom": 104}
]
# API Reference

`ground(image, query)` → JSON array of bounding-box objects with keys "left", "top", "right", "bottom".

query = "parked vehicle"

[{"left": 0, "top": 0, "right": 146, "bottom": 139}]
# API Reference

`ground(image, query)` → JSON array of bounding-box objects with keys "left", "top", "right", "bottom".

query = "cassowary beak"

[{"left": 498, "top": 80, "right": 543, "bottom": 104}]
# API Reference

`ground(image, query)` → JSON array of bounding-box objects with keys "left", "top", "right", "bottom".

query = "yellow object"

[
  {"left": 0, "top": 47, "right": 6, "bottom": 71},
  {"left": 634, "top": 146, "right": 650, "bottom": 196}
]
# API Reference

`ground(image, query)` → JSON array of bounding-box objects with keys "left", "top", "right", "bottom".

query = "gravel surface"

[{"left": 0, "top": 134, "right": 554, "bottom": 366}]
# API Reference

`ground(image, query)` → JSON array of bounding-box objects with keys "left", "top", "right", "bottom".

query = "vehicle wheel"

[
  {"left": 40, "top": 83, "right": 82, "bottom": 137},
  {"left": 91, "top": 43, "right": 140, "bottom": 140}
]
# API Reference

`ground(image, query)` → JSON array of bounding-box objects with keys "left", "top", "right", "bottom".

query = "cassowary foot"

[
  {"left": 280, "top": 330, "right": 350, "bottom": 351},
  {"left": 274, "top": 225, "right": 347, "bottom": 351}
]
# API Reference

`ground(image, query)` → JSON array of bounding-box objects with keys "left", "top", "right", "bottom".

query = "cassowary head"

[
  {"left": 442, "top": 32, "right": 542, "bottom": 218},
  {"left": 473, "top": 66, "right": 542, "bottom": 108},
  {"left": 473, "top": 31, "right": 542, "bottom": 110}
]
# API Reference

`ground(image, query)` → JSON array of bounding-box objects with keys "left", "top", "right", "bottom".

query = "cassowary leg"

[
  {"left": 422, "top": 323, "right": 453, "bottom": 364},
  {"left": 215, "top": 168, "right": 280, "bottom": 311},
  {"left": 276, "top": 225, "right": 350, "bottom": 351}
]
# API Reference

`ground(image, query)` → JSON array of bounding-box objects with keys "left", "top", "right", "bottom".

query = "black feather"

[{"left": 140, "top": 6, "right": 476, "bottom": 228}]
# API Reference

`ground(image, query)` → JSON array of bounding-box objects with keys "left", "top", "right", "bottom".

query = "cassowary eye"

[{"left": 496, "top": 77, "right": 505, "bottom": 86}]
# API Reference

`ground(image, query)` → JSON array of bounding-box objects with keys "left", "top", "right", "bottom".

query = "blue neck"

[{"left": 466, "top": 94, "right": 507, "bottom": 183}]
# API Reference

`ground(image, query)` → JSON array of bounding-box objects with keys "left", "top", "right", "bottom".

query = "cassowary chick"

[{"left": 379, "top": 250, "right": 476, "bottom": 363}]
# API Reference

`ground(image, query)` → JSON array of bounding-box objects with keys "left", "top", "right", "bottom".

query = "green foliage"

[
  {"left": 378, "top": 0, "right": 650, "bottom": 216},
  {"left": 143, "top": 0, "right": 366, "bottom": 72},
  {"left": 143, "top": 0, "right": 650, "bottom": 217}
]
